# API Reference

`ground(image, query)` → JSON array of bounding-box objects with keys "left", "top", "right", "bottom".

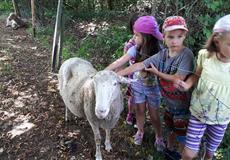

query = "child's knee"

[{"left": 136, "top": 104, "right": 145, "bottom": 113}]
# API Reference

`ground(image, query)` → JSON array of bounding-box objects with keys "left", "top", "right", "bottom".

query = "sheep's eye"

[{"left": 113, "top": 82, "right": 117, "bottom": 86}]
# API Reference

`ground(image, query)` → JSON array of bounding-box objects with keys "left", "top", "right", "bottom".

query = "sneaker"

[
  {"left": 163, "top": 148, "right": 181, "bottom": 160},
  {"left": 126, "top": 113, "right": 134, "bottom": 125},
  {"left": 133, "top": 132, "right": 144, "bottom": 145},
  {"left": 154, "top": 138, "right": 165, "bottom": 152}
]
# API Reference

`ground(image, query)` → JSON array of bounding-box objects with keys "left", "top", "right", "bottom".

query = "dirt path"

[
  {"left": 0, "top": 18, "right": 101, "bottom": 160},
  {"left": 0, "top": 16, "right": 165, "bottom": 160}
]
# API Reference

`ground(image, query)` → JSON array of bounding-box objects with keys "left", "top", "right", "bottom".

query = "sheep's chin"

[{"left": 95, "top": 111, "right": 109, "bottom": 119}]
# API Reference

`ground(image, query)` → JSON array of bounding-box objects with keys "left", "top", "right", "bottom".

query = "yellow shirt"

[{"left": 190, "top": 49, "right": 230, "bottom": 124}]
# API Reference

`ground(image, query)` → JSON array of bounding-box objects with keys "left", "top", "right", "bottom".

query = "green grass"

[
  {"left": 0, "top": 82, "right": 6, "bottom": 93},
  {"left": 0, "top": 1, "right": 13, "bottom": 15}
]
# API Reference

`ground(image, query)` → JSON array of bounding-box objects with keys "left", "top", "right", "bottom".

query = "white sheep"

[
  {"left": 58, "top": 57, "right": 128, "bottom": 160},
  {"left": 6, "top": 13, "right": 27, "bottom": 30}
]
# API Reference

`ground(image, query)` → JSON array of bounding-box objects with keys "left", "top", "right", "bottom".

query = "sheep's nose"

[
  {"left": 97, "top": 109, "right": 106, "bottom": 114},
  {"left": 96, "top": 108, "right": 108, "bottom": 119}
]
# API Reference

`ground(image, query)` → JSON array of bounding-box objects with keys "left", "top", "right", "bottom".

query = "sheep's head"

[{"left": 93, "top": 70, "right": 127, "bottom": 119}]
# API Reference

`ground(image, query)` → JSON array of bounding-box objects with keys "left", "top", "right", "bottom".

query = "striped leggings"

[{"left": 185, "top": 116, "right": 227, "bottom": 155}]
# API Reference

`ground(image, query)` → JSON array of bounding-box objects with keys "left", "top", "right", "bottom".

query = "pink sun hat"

[
  {"left": 162, "top": 16, "right": 188, "bottom": 32},
  {"left": 133, "top": 16, "right": 163, "bottom": 40}
]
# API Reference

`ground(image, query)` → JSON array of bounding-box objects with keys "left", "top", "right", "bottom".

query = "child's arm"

[
  {"left": 105, "top": 54, "right": 130, "bottom": 71},
  {"left": 117, "top": 62, "right": 145, "bottom": 76},
  {"left": 145, "top": 63, "right": 185, "bottom": 82},
  {"left": 145, "top": 63, "right": 202, "bottom": 91},
  {"left": 175, "top": 67, "right": 202, "bottom": 91}
]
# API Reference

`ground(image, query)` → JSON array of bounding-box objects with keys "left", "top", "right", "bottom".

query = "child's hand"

[
  {"left": 145, "top": 63, "right": 158, "bottom": 75},
  {"left": 174, "top": 79, "right": 190, "bottom": 91}
]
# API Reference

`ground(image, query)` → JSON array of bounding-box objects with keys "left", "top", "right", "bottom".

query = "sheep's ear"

[{"left": 117, "top": 75, "right": 136, "bottom": 84}]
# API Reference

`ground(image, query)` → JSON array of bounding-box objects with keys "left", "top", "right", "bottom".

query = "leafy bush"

[
  {"left": 0, "top": 1, "right": 13, "bottom": 14},
  {"left": 72, "top": 25, "right": 131, "bottom": 70}
]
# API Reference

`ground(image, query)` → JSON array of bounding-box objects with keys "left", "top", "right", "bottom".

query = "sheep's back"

[{"left": 59, "top": 58, "right": 97, "bottom": 117}]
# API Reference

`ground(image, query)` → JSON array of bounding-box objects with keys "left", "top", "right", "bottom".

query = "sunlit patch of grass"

[
  {"left": 0, "top": 62, "right": 12, "bottom": 74},
  {"left": 0, "top": 50, "right": 13, "bottom": 75},
  {"left": 0, "top": 82, "right": 7, "bottom": 93},
  {"left": 0, "top": 110, "right": 35, "bottom": 139},
  {"left": 215, "top": 127, "right": 230, "bottom": 159},
  {"left": 26, "top": 26, "right": 53, "bottom": 48},
  {"left": 7, "top": 121, "right": 35, "bottom": 139}
]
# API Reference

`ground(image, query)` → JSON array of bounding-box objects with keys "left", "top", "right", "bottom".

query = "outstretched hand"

[{"left": 145, "top": 63, "right": 159, "bottom": 75}]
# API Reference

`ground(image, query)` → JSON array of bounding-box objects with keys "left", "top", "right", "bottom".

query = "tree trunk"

[
  {"left": 35, "top": 0, "right": 45, "bottom": 26},
  {"left": 12, "top": 0, "right": 21, "bottom": 17},
  {"left": 51, "top": 0, "right": 64, "bottom": 72},
  {"left": 107, "top": 0, "right": 113, "bottom": 10},
  {"left": 31, "top": 0, "right": 36, "bottom": 37},
  {"left": 99, "top": 0, "right": 104, "bottom": 11}
]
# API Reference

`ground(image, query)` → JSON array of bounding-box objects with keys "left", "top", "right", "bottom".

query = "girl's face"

[
  {"left": 216, "top": 32, "right": 230, "bottom": 62},
  {"left": 133, "top": 31, "right": 143, "bottom": 47},
  {"left": 164, "top": 29, "right": 186, "bottom": 53}
]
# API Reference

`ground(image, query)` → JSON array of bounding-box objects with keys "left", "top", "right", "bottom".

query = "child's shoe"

[
  {"left": 126, "top": 113, "right": 134, "bottom": 125},
  {"left": 133, "top": 124, "right": 138, "bottom": 129},
  {"left": 154, "top": 138, "right": 165, "bottom": 151},
  {"left": 163, "top": 148, "right": 181, "bottom": 160},
  {"left": 133, "top": 131, "right": 144, "bottom": 145}
]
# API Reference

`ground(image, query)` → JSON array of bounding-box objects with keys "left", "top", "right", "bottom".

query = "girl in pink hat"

[
  {"left": 106, "top": 16, "right": 165, "bottom": 150},
  {"left": 123, "top": 13, "right": 143, "bottom": 126}
]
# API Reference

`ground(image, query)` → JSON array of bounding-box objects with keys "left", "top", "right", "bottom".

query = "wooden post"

[
  {"left": 57, "top": 12, "right": 64, "bottom": 70},
  {"left": 12, "top": 0, "right": 21, "bottom": 17},
  {"left": 51, "top": 0, "right": 63, "bottom": 72},
  {"left": 31, "top": 0, "right": 36, "bottom": 38}
]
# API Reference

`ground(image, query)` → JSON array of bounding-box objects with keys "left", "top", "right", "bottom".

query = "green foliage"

[
  {"left": 43, "top": 9, "right": 57, "bottom": 19},
  {"left": 156, "top": 0, "right": 229, "bottom": 55},
  {"left": 26, "top": 26, "right": 54, "bottom": 48},
  {"left": 63, "top": 0, "right": 138, "bottom": 12},
  {"left": 69, "top": 10, "right": 127, "bottom": 21},
  {"left": 182, "top": 0, "right": 229, "bottom": 55},
  {"left": 74, "top": 42, "right": 90, "bottom": 59},
  {"left": 217, "top": 128, "right": 230, "bottom": 160},
  {"left": 72, "top": 25, "right": 131, "bottom": 69},
  {"left": 0, "top": 0, "right": 230, "bottom": 158},
  {"left": 0, "top": 1, "right": 13, "bottom": 14},
  {"left": 0, "top": 82, "right": 7, "bottom": 93},
  {"left": 0, "top": 61, "right": 12, "bottom": 75},
  {"left": 205, "top": 0, "right": 223, "bottom": 11},
  {"left": 62, "top": 48, "right": 73, "bottom": 60}
]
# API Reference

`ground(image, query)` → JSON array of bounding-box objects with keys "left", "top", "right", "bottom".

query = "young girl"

[
  {"left": 106, "top": 16, "right": 165, "bottom": 150},
  {"left": 117, "top": 16, "right": 195, "bottom": 155},
  {"left": 175, "top": 14, "right": 230, "bottom": 160},
  {"left": 124, "top": 13, "right": 142, "bottom": 126}
]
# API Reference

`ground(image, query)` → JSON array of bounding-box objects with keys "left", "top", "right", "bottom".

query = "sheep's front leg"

[
  {"left": 65, "top": 107, "right": 74, "bottom": 122},
  {"left": 90, "top": 125, "right": 102, "bottom": 160},
  {"left": 65, "top": 107, "right": 73, "bottom": 122},
  {"left": 65, "top": 107, "right": 69, "bottom": 121},
  {"left": 105, "top": 129, "right": 112, "bottom": 152}
]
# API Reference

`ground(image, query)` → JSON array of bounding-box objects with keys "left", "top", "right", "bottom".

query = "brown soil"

[{"left": 0, "top": 17, "right": 165, "bottom": 160}]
